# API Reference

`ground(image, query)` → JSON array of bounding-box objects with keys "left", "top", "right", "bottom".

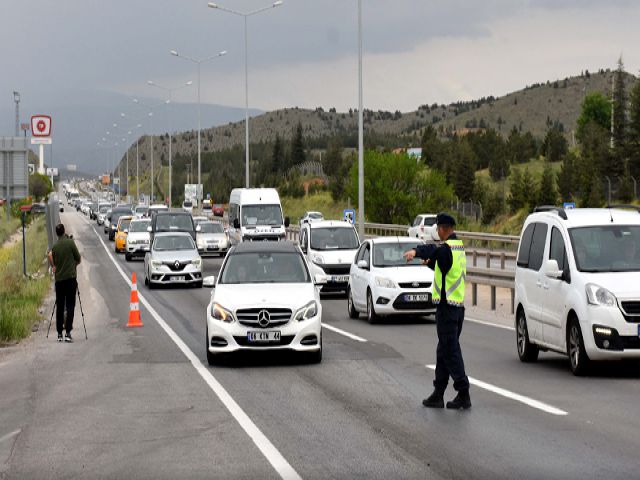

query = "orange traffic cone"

[{"left": 127, "top": 272, "right": 143, "bottom": 328}]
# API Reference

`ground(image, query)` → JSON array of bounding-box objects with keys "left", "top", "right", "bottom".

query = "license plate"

[
  {"left": 207, "top": 246, "right": 219, "bottom": 251},
  {"left": 247, "top": 331, "right": 281, "bottom": 343},
  {"left": 329, "top": 275, "right": 349, "bottom": 283},
  {"left": 171, "top": 276, "right": 185, "bottom": 282},
  {"left": 405, "top": 293, "right": 430, "bottom": 302}
]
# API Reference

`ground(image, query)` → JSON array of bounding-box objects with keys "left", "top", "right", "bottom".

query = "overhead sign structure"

[
  {"left": 30, "top": 115, "right": 52, "bottom": 175},
  {"left": 1, "top": 137, "right": 29, "bottom": 215},
  {"left": 46, "top": 167, "right": 59, "bottom": 177},
  {"left": 67, "top": 164, "right": 77, "bottom": 172}
]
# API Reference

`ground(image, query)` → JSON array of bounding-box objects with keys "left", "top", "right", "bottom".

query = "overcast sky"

[{"left": 2, "top": 0, "right": 639, "bottom": 116}]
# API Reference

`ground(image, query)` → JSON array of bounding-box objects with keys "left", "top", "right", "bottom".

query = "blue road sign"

[{"left": 343, "top": 209, "right": 355, "bottom": 225}]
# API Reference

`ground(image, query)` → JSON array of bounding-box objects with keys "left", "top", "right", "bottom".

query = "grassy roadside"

[
  {"left": 0, "top": 216, "right": 21, "bottom": 246},
  {"left": 281, "top": 191, "right": 350, "bottom": 224},
  {"left": 0, "top": 217, "right": 51, "bottom": 343}
]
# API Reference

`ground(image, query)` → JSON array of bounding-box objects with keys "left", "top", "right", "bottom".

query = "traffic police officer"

[{"left": 403, "top": 213, "right": 471, "bottom": 410}]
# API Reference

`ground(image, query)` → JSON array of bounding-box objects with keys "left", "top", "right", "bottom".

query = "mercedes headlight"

[
  {"left": 312, "top": 254, "right": 325, "bottom": 265},
  {"left": 585, "top": 283, "right": 616, "bottom": 307},
  {"left": 210, "top": 303, "right": 235, "bottom": 323},
  {"left": 293, "top": 301, "right": 318, "bottom": 322},
  {"left": 375, "top": 276, "right": 397, "bottom": 289}
]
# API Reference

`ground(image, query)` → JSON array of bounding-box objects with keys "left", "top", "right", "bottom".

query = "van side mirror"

[
  {"left": 543, "top": 259, "right": 563, "bottom": 279},
  {"left": 233, "top": 218, "right": 240, "bottom": 229},
  {"left": 203, "top": 275, "right": 216, "bottom": 288},
  {"left": 284, "top": 216, "right": 290, "bottom": 228}
]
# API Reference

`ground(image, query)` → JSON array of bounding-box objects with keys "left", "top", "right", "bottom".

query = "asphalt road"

[{"left": 2, "top": 205, "right": 640, "bottom": 479}]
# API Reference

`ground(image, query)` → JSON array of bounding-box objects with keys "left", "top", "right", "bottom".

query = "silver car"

[
  {"left": 196, "top": 221, "right": 229, "bottom": 257},
  {"left": 125, "top": 218, "right": 151, "bottom": 262},
  {"left": 144, "top": 232, "right": 203, "bottom": 288}
]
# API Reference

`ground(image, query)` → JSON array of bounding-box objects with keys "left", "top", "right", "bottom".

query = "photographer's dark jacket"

[{"left": 51, "top": 236, "right": 81, "bottom": 282}]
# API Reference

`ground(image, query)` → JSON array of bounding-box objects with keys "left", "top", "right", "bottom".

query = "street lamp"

[
  {"left": 208, "top": 1, "right": 283, "bottom": 187},
  {"left": 121, "top": 112, "right": 148, "bottom": 203},
  {"left": 147, "top": 80, "right": 193, "bottom": 207},
  {"left": 132, "top": 98, "right": 169, "bottom": 202},
  {"left": 357, "top": 0, "right": 364, "bottom": 239},
  {"left": 170, "top": 49, "right": 227, "bottom": 206}
]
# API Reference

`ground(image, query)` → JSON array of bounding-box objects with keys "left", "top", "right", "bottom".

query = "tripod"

[{"left": 46, "top": 286, "right": 88, "bottom": 340}]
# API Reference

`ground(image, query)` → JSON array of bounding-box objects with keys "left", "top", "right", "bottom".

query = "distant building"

[{"left": 392, "top": 147, "right": 422, "bottom": 161}]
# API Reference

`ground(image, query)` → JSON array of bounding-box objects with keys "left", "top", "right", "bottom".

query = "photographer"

[{"left": 47, "top": 224, "right": 81, "bottom": 343}]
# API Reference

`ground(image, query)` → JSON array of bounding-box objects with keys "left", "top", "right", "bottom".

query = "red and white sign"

[{"left": 31, "top": 115, "right": 52, "bottom": 137}]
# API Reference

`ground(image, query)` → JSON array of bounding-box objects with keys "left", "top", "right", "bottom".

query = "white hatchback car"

[
  {"left": 408, "top": 213, "right": 438, "bottom": 241},
  {"left": 299, "top": 220, "right": 360, "bottom": 294},
  {"left": 299, "top": 211, "right": 324, "bottom": 226},
  {"left": 515, "top": 206, "right": 640, "bottom": 375},
  {"left": 348, "top": 237, "right": 436, "bottom": 323},
  {"left": 205, "top": 241, "right": 324, "bottom": 364}
]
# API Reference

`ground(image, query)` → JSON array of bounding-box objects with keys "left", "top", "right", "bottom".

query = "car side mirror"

[
  {"left": 203, "top": 275, "right": 216, "bottom": 288},
  {"left": 543, "top": 259, "right": 563, "bottom": 279},
  {"left": 357, "top": 259, "right": 369, "bottom": 270},
  {"left": 147, "top": 226, "right": 152, "bottom": 232},
  {"left": 284, "top": 216, "right": 290, "bottom": 228},
  {"left": 233, "top": 218, "right": 240, "bottom": 229},
  {"left": 196, "top": 225, "right": 202, "bottom": 232},
  {"left": 314, "top": 274, "right": 328, "bottom": 285}
]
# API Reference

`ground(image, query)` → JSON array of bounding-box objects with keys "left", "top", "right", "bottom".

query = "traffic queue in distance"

[{"left": 72, "top": 182, "right": 640, "bottom": 375}]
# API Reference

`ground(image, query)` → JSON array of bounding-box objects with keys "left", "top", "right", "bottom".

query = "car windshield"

[
  {"left": 308, "top": 212, "right": 323, "bottom": 219},
  {"left": 135, "top": 207, "right": 148, "bottom": 214},
  {"left": 118, "top": 218, "right": 131, "bottom": 231},
  {"left": 373, "top": 242, "right": 423, "bottom": 267},
  {"left": 183, "top": 201, "right": 193, "bottom": 207},
  {"left": 129, "top": 221, "right": 150, "bottom": 232},
  {"left": 220, "top": 252, "right": 310, "bottom": 284},
  {"left": 111, "top": 213, "right": 125, "bottom": 224},
  {"left": 156, "top": 215, "right": 193, "bottom": 231},
  {"left": 569, "top": 225, "right": 640, "bottom": 272},
  {"left": 241, "top": 204, "right": 283, "bottom": 226},
  {"left": 154, "top": 235, "right": 195, "bottom": 251},
  {"left": 99, "top": 206, "right": 109, "bottom": 213},
  {"left": 200, "top": 223, "right": 224, "bottom": 234},
  {"left": 310, "top": 227, "right": 359, "bottom": 250}
]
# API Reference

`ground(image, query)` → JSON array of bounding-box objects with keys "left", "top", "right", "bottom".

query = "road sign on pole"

[
  {"left": 31, "top": 115, "right": 52, "bottom": 174},
  {"left": 343, "top": 209, "right": 356, "bottom": 225}
]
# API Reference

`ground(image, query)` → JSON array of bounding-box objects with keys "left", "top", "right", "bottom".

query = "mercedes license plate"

[
  {"left": 171, "top": 276, "right": 185, "bottom": 282},
  {"left": 329, "top": 275, "right": 349, "bottom": 283},
  {"left": 247, "top": 331, "right": 281, "bottom": 343},
  {"left": 405, "top": 293, "right": 430, "bottom": 302}
]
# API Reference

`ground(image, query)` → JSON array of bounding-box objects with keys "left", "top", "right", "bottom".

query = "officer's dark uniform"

[{"left": 413, "top": 213, "right": 471, "bottom": 409}]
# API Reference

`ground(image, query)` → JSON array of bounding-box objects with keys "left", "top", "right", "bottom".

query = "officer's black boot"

[
  {"left": 422, "top": 389, "right": 445, "bottom": 408},
  {"left": 446, "top": 389, "right": 471, "bottom": 410}
]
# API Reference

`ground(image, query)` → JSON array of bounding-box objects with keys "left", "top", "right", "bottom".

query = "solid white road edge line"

[
  {"left": 89, "top": 224, "right": 302, "bottom": 480},
  {"left": 322, "top": 323, "right": 367, "bottom": 342},
  {"left": 466, "top": 317, "right": 515, "bottom": 331},
  {"left": 0, "top": 429, "right": 21, "bottom": 444},
  {"left": 425, "top": 365, "right": 568, "bottom": 416}
]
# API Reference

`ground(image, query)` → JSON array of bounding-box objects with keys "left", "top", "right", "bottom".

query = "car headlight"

[
  {"left": 585, "top": 283, "right": 617, "bottom": 307},
  {"left": 191, "top": 258, "right": 202, "bottom": 268},
  {"left": 151, "top": 260, "right": 163, "bottom": 268},
  {"left": 375, "top": 276, "right": 397, "bottom": 289},
  {"left": 312, "top": 254, "right": 325, "bottom": 265},
  {"left": 210, "top": 302, "right": 235, "bottom": 323},
  {"left": 293, "top": 300, "right": 318, "bottom": 322}
]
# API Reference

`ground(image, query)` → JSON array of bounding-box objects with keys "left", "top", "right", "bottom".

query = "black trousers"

[
  {"left": 433, "top": 303, "right": 469, "bottom": 392},
  {"left": 55, "top": 278, "right": 77, "bottom": 335}
]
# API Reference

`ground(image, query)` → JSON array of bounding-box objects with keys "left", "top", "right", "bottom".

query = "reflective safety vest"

[{"left": 433, "top": 239, "right": 466, "bottom": 307}]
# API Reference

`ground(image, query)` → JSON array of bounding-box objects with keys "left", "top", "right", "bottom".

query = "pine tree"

[
  {"left": 290, "top": 122, "right": 306, "bottom": 169},
  {"left": 557, "top": 152, "right": 576, "bottom": 202},
  {"left": 542, "top": 128, "right": 568, "bottom": 163},
  {"left": 618, "top": 161, "right": 634, "bottom": 203},
  {"left": 628, "top": 79, "right": 640, "bottom": 178},
  {"left": 453, "top": 141, "right": 476, "bottom": 201},
  {"left": 508, "top": 167, "right": 525, "bottom": 213},
  {"left": 521, "top": 167, "right": 537, "bottom": 209},
  {"left": 611, "top": 57, "right": 627, "bottom": 177},
  {"left": 537, "top": 162, "right": 558, "bottom": 206},
  {"left": 271, "top": 134, "right": 284, "bottom": 175}
]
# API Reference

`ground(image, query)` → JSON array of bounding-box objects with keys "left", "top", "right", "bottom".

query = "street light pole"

[
  {"left": 171, "top": 49, "right": 227, "bottom": 207},
  {"left": 208, "top": 1, "right": 283, "bottom": 187},
  {"left": 133, "top": 99, "right": 168, "bottom": 203},
  {"left": 357, "top": 0, "right": 365, "bottom": 239}
]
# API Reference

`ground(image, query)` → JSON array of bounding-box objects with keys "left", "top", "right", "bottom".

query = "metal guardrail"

[{"left": 288, "top": 222, "right": 518, "bottom": 313}]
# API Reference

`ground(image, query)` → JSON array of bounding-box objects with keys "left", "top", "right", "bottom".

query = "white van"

[
  {"left": 228, "top": 188, "right": 290, "bottom": 244},
  {"left": 299, "top": 220, "right": 360, "bottom": 293}
]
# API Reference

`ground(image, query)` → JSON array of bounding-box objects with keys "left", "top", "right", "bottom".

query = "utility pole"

[{"left": 13, "top": 91, "right": 20, "bottom": 136}]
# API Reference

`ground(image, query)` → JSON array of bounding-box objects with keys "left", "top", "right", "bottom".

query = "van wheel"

[
  {"left": 125, "top": 253, "right": 131, "bottom": 261},
  {"left": 367, "top": 290, "right": 378, "bottom": 324},
  {"left": 516, "top": 309, "right": 539, "bottom": 362},
  {"left": 347, "top": 287, "right": 359, "bottom": 319},
  {"left": 568, "top": 318, "right": 590, "bottom": 376}
]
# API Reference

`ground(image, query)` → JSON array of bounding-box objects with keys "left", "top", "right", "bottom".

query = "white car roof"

[
  {"left": 369, "top": 236, "right": 424, "bottom": 244},
  {"left": 154, "top": 231, "right": 193, "bottom": 238},
  {"left": 527, "top": 208, "right": 640, "bottom": 229},
  {"left": 307, "top": 220, "right": 354, "bottom": 229}
]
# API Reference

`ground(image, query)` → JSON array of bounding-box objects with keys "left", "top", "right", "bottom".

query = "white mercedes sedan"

[
  {"left": 205, "top": 241, "right": 324, "bottom": 364},
  {"left": 347, "top": 237, "right": 436, "bottom": 323}
]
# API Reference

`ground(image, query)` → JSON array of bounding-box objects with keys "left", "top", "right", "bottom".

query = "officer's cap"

[{"left": 436, "top": 213, "right": 456, "bottom": 226}]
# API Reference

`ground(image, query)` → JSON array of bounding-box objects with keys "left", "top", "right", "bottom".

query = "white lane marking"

[
  {"left": 466, "top": 317, "right": 515, "bottom": 331},
  {"left": 322, "top": 323, "right": 367, "bottom": 343},
  {"left": 425, "top": 365, "right": 568, "bottom": 416},
  {"left": 89, "top": 225, "right": 302, "bottom": 480},
  {"left": 0, "top": 429, "right": 21, "bottom": 444}
]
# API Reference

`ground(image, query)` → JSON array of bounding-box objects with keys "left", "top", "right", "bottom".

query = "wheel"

[
  {"left": 195, "top": 281, "right": 203, "bottom": 288},
  {"left": 516, "top": 309, "right": 539, "bottom": 362},
  {"left": 567, "top": 318, "right": 590, "bottom": 376},
  {"left": 114, "top": 245, "right": 119, "bottom": 253},
  {"left": 125, "top": 253, "right": 131, "bottom": 262},
  {"left": 347, "top": 287, "right": 359, "bottom": 319},
  {"left": 366, "top": 289, "right": 378, "bottom": 324}
]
